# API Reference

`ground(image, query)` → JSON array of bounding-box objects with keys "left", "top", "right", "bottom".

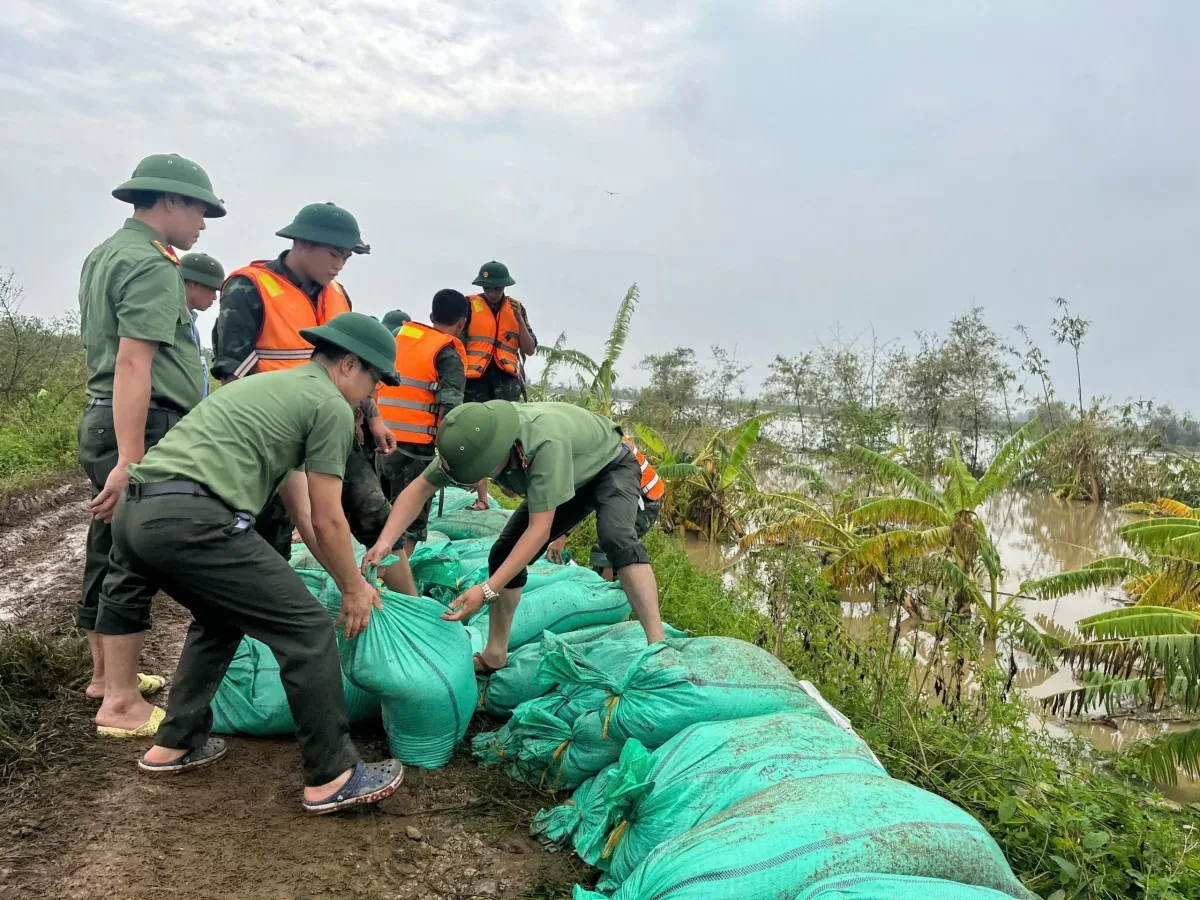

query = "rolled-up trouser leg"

[
  {"left": 107, "top": 493, "right": 359, "bottom": 787},
  {"left": 590, "top": 452, "right": 651, "bottom": 573}
]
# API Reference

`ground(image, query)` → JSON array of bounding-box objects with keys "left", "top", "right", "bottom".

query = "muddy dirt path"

[{"left": 0, "top": 479, "right": 585, "bottom": 900}]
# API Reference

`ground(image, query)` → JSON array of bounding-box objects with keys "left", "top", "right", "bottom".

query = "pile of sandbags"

[
  {"left": 570, "top": 773, "right": 1035, "bottom": 899},
  {"left": 531, "top": 712, "right": 886, "bottom": 885},
  {"left": 478, "top": 620, "right": 685, "bottom": 717},
  {"left": 473, "top": 633, "right": 833, "bottom": 789}
]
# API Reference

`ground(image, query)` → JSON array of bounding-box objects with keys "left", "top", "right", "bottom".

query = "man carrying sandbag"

[
  {"left": 362, "top": 401, "right": 667, "bottom": 675},
  {"left": 94, "top": 311, "right": 404, "bottom": 814}
]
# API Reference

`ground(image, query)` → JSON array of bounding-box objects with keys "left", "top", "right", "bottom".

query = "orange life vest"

[
  {"left": 464, "top": 294, "right": 522, "bottom": 379},
  {"left": 624, "top": 438, "right": 665, "bottom": 502},
  {"left": 224, "top": 262, "right": 351, "bottom": 378},
  {"left": 376, "top": 322, "right": 466, "bottom": 445}
]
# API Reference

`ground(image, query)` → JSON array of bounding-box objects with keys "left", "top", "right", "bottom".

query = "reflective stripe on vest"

[
  {"left": 623, "top": 438, "right": 665, "bottom": 501},
  {"left": 222, "top": 263, "right": 351, "bottom": 378},
  {"left": 464, "top": 295, "right": 522, "bottom": 379},
  {"left": 375, "top": 321, "right": 467, "bottom": 446}
]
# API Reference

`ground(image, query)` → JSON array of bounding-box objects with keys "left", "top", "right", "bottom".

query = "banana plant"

[
  {"left": 534, "top": 284, "right": 638, "bottom": 418},
  {"left": 829, "top": 418, "right": 1057, "bottom": 641},
  {"left": 635, "top": 415, "right": 774, "bottom": 541}
]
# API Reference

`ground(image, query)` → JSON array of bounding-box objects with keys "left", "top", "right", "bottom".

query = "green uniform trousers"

[
  {"left": 377, "top": 449, "right": 436, "bottom": 544},
  {"left": 99, "top": 490, "right": 360, "bottom": 787},
  {"left": 76, "top": 402, "right": 181, "bottom": 631},
  {"left": 255, "top": 438, "right": 392, "bottom": 559}
]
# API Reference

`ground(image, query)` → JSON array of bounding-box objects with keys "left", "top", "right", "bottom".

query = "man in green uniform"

[
  {"left": 179, "top": 252, "right": 224, "bottom": 399},
  {"left": 362, "top": 401, "right": 666, "bottom": 674},
  {"left": 210, "top": 203, "right": 394, "bottom": 562},
  {"left": 376, "top": 289, "right": 469, "bottom": 572},
  {"left": 381, "top": 309, "right": 411, "bottom": 335},
  {"left": 78, "top": 153, "right": 224, "bottom": 707},
  {"left": 95, "top": 312, "right": 405, "bottom": 813},
  {"left": 462, "top": 262, "right": 537, "bottom": 510}
]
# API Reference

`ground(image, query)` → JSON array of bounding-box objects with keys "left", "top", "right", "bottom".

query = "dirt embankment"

[{"left": 0, "top": 478, "right": 585, "bottom": 900}]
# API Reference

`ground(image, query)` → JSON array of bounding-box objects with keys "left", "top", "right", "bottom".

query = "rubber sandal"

[
  {"left": 302, "top": 760, "right": 404, "bottom": 815},
  {"left": 96, "top": 705, "right": 166, "bottom": 739},
  {"left": 137, "top": 673, "right": 166, "bottom": 697},
  {"left": 473, "top": 653, "right": 507, "bottom": 676},
  {"left": 138, "top": 737, "right": 228, "bottom": 775}
]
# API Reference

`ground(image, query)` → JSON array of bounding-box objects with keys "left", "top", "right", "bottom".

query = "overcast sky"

[{"left": 2, "top": 1, "right": 1197, "bottom": 410}]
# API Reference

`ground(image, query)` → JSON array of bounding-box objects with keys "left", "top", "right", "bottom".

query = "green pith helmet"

[
  {"left": 299, "top": 312, "right": 400, "bottom": 385},
  {"left": 276, "top": 202, "right": 370, "bottom": 254},
  {"left": 381, "top": 309, "right": 411, "bottom": 334},
  {"left": 178, "top": 252, "right": 225, "bottom": 290},
  {"left": 111, "top": 153, "right": 226, "bottom": 218},
  {"left": 471, "top": 261, "right": 515, "bottom": 289},
  {"left": 435, "top": 401, "right": 520, "bottom": 486}
]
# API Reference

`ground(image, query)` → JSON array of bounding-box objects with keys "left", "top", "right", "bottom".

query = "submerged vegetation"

[{"left": 6, "top": 268, "right": 1200, "bottom": 897}]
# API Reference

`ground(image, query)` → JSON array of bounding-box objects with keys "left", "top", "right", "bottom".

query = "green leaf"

[
  {"left": 997, "top": 797, "right": 1018, "bottom": 824},
  {"left": 842, "top": 444, "right": 943, "bottom": 507},
  {"left": 1050, "top": 854, "right": 1079, "bottom": 881},
  {"left": 1047, "top": 891, "right": 1066, "bottom": 900},
  {"left": 1081, "top": 831, "right": 1110, "bottom": 850}
]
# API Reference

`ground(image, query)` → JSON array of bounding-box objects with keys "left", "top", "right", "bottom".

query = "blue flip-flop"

[
  {"left": 302, "top": 760, "right": 404, "bottom": 815},
  {"left": 137, "top": 737, "right": 228, "bottom": 775}
]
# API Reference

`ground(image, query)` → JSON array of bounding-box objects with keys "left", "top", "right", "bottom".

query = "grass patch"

[{"left": 0, "top": 629, "right": 93, "bottom": 799}]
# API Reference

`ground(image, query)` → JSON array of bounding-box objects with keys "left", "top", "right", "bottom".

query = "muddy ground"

[{"left": 0, "top": 477, "right": 588, "bottom": 900}]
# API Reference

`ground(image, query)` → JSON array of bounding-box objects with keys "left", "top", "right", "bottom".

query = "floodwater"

[{"left": 684, "top": 489, "right": 1200, "bottom": 802}]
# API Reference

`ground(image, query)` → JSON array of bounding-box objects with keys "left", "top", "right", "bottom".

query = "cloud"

[{"left": 68, "top": 0, "right": 702, "bottom": 129}]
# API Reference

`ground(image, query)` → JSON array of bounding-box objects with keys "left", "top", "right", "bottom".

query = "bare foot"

[
  {"left": 142, "top": 745, "right": 188, "bottom": 765},
  {"left": 95, "top": 695, "right": 158, "bottom": 731},
  {"left": 302, "top": 767, "right": 354, "bottom": 804},
  {"left": 85, "top": 679, "right": 106, "bottom": 700}
]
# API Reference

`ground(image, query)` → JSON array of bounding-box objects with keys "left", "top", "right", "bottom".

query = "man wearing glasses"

[
  {"left": 362, "top": 400, "right": 667, "bottom": 675},
  {"left": 210, "top": 203, "right": 396, "bottom": 566}
]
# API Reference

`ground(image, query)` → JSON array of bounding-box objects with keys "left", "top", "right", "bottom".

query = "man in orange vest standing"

[
  {"left": 373, "top": 290, "right": 471, "bottom": 593},
  {"left": 211, "top": 202, "right": 395, "bottom": 562},
  {"left": 462, "top": 262, "right": 537, "bottom": 509}
]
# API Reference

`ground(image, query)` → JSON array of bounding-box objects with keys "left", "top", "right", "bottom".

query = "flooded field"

[{"left": 685, "top": 489, "right": 1200, "bottom": 802}]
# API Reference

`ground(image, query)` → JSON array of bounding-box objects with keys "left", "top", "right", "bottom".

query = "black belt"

[
  {"left": 126, "top": 479, "right": 217, "bottom": 500},
  {"left": 86, "top": 397, "right": 185, "bottom": 415},
  {"left": 126, "top": 480, "right": 255, "bottom": 528}
]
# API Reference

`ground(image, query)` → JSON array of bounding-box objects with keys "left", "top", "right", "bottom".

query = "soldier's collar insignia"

[{"left": 152, "top": 240, "right": 180, "bottom": 265}]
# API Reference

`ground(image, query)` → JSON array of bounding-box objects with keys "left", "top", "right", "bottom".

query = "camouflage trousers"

[
  {"left": 255, "top": 438, "right": 392, "bottom": 559},
  {"left": 377, "top": 449, "right": 436, "bottom": 544}
]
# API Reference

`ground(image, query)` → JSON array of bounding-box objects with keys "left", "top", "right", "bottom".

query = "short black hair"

[
  {"left": 431, "top": 289, "right": 469, "bottom": 326},
  {"left": 310, "top": 338, "right": 355, "bottom": 366},
  {"left": 128, "top": 190, "right": 165, "bottom": 211}
]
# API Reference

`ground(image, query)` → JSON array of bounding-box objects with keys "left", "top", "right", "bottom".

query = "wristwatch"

[{"left": 480, "top": 582, "right": 500, "bottom": 606}]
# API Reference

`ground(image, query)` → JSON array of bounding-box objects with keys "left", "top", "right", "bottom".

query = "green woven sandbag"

[
  {"left": 797, "top": 874, "right": 1026, "bottom": 899},
  {"left": 339, "top": 590, "right": 477, "bottom": 769},
  {"left": 407, "top": 533, "right": 461, "bottom": 604},
  {"left": 530, "top": 765, "right": 617, "bottom": 850},
  {"left": 429, "top": 507, "right": 512, "bottom": 540},
  {"left": 561, "top": 712, "right": 886, "bottom": 884},
  {"left": 467, "top": 568, "right": 633, "bottom": 652},
  {"left": 480, "top": 621, "right": 687, "bottom": 717},
  {"left": 210, "top": 637, "right": 380, "bottom": 735},
  {"left": 571, "top": 775, "right": 1035, "bottom": 900},
  {"left": 473, "top": 694, "right": 618, "bottom": 790},
  {"left": 536, "top": 634, "right": 830, "bottom": 749}
]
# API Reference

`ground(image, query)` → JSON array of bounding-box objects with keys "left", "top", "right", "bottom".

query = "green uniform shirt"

[
  {"left": 210, "top": 252, "right": 353, "bottom": 382},
  {"left": 78, "top": 218, "right": 205, "bottom": 412},
  {"left": 129, "top": 362, "right": 355, "bottom": 515},
  {"left": 423, "top": 402, "right": 623, "bottom": 512}
]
